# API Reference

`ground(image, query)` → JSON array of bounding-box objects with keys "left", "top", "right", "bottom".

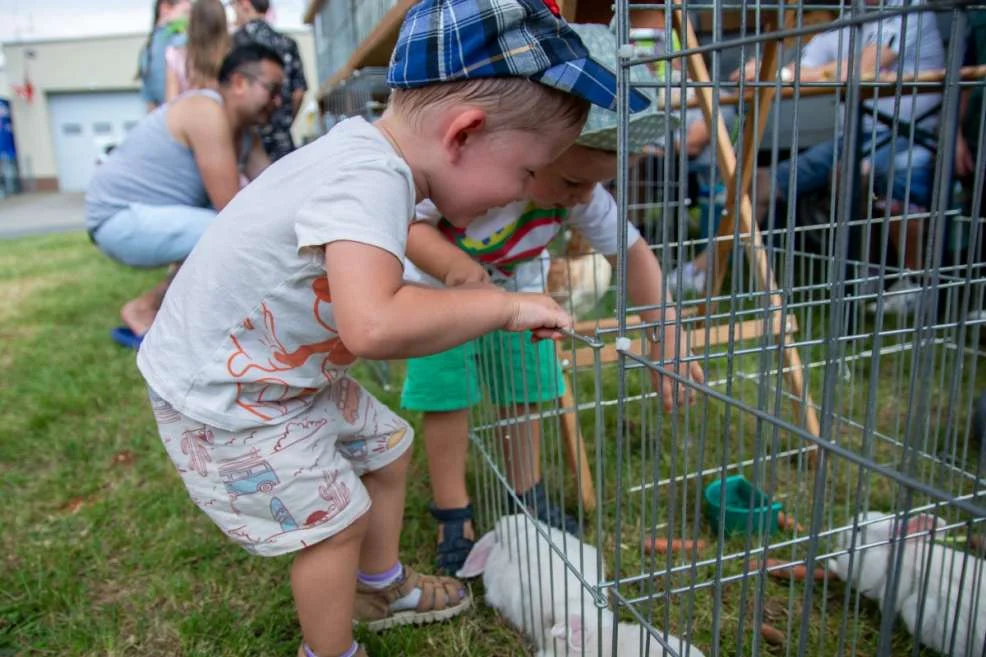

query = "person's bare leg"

[
  {"left": 890, "top": 214, "right": 924, "bottom": 272},
  {"left": 358, "top": 448, "right": 412, "bottom": 574},
  {"left": 498, "top": 407, "right": 542, "bottom": 495},
  {"left": 120, "top": 263, "right": 181, "bottom": 335},
  {"left": 120, "top": 278, "right": 169, "bottom": 335},
  {"left": 422, "top": 410, "right": 474, "bottom": 542},
  {"left": 292, "top": 514, "right": 368, "bottom": 657}
]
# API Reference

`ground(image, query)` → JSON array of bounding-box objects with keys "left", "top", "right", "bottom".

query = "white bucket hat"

[{"left": 569, "top": 22, "right": 677, "bottom": 154}]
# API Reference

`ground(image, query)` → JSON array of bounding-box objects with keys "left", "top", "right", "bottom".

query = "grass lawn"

[
  {"left": 0, "top": 232, "right": 528, "bottom": 657},
  {"left": 2, "top": 231, "right": 983, "bottom": 657}
]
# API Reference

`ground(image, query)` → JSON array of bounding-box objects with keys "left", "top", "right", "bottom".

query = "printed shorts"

[{"left": 149, "top": 376, "right": 413, "bottom": 557}]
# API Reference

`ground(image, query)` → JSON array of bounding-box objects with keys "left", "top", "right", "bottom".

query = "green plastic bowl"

[{"left": 704, "top": 475, "right": 783, "bottom": 537}]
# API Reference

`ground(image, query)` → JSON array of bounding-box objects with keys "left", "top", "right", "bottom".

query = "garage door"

[{"left": 47, "top": 91, "right": 145, "bottom": 192}]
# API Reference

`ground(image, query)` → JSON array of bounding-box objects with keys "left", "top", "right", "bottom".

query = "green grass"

[
  {"left": 0, "top": 233, "right": 528, "bottom": 657},
  {"left": 2, "top": 232, "right": 983, "bottom": 657}
]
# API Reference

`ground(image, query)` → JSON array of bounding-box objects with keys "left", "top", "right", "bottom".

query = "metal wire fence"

[{"left": 466, "top": 1, "right": 986, "bottom": 655}]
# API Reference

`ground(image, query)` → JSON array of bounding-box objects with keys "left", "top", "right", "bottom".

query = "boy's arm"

[
  {"left": 324, "top": 241, "right": 569, "bottom": 360},
  {"left": 617, "top": 239, "right": 706, "bottom": 411},
  {"left": 406, "top": 221, "right": 490, "bottom": 286},
  {"left": 565, "top": 185, "right": 703, "bottom": 410}
]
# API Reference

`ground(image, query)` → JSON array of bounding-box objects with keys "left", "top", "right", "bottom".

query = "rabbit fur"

[
  {"left": 459, "top": 514, "right": 705, "bottom": 657},
  {"left": 458, "top": 513, "right": 605, "bottom": 648},
  {"left": 538, "top": 609, "right": 707, "bottom": 657},
  {"left": 828, "top": 511, "right": 986, "bottom": 657}
]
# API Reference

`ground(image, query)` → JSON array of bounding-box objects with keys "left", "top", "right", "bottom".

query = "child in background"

[
  {"left": 402, "top": 23, "right": 706, "bottom": 576},
  {"left": 137, "top": 0, "right": 190, "bottom": 112},
  {"left": 135, "top": 2, "right": 652, "bottom": 656},
  {"left": 164, "top": 0, "right": 231, "bottom": 101}
]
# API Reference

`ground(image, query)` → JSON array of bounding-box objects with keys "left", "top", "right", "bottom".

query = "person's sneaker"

[
  {"left": 353, "top": 565, "right": 471, "bottom": 632},
  {"left": 667, "top": 262, "right": 707, "bottom": 296},
  {"left": 508, "top": 480, "right": 582, "bottom": 537},
  {"left": 867, "top": 277, "right": 921, "bottom": 316}
]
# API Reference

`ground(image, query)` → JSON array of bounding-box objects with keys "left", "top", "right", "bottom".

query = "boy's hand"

[
  {"left": 648, "top": 333, "right": 705, "bottom": 413},
  {"left": 505, "top": 293, "right": 574, "bottom": 341},
  {"left": 445, "top": 259, "right": 491, "bottom": 287}
]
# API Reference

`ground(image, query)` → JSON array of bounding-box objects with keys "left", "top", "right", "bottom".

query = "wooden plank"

[
  {"left": 558, "top": 386, "right": 596, "bottom": 511},
  {"left": 316, "top": 0, "right": 418, "bottom": 99},
  {"left": 562, "top": 314, "right": 798, "bottom": 371}
]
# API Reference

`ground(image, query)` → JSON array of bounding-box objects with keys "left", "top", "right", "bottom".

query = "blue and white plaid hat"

[{"left": 387, "top": 0, "right": 652, "bottom": 112}]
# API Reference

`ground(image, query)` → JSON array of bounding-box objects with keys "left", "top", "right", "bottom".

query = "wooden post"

[{"left": 671, "top": 7, "right": 822, "bottom": 443}]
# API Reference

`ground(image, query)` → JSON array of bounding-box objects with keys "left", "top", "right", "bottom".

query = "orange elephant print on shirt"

[{"left": 226, "top": 278, "right": 359, "bottom": 423}]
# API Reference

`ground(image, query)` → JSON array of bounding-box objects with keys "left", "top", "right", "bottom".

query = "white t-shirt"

[
  {"left": 798, "top": 0, "right": 944, "bottom": 133},
  {"left": 137, "top": 117, "right": 416, "bottom": 432},
  {"left": 403, "top": 183, "right": 641, "bottom": 294}
]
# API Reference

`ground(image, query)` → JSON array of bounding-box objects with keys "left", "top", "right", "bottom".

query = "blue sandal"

[
  {"left": 510, "top": 480, "right": 582, "bottom": 537},
  {"left": 430, "top": 503, "right": 476, "bottom": 576},
  {"left": 110, "top": 326, "right": 144, "bottom": 350}
]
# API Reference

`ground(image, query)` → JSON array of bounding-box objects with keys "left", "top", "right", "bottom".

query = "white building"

[{"left": 1, "top": 28, "right": 318, "bottom": 193}]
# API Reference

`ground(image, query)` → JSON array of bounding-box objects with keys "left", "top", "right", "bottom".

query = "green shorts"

[{"left": 400, "top": 330, "right": 566, "bottom": 412}]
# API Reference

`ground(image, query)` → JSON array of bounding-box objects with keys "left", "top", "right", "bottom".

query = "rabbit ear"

[
  {"left": 550, "top": 613, "right": 589, "bottom": 653},
  {"left": 457, "top": 530, "right": 497, "bottom": 579},
  {"left": 898, "top": 513, "right": 943, "bottom": 538}
]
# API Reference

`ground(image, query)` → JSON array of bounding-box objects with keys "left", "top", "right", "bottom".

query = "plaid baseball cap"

[{"left": 387, "top": 0, "right": 652, "bottom": 113}]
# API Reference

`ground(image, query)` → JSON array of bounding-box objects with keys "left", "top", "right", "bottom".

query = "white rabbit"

[
  {"left": 828, "top": 511, "right": 986, "bottom": 657},
  {"left": 540, "top": 609, "right": 708, "bottom": 657},
  {"left": 457, "top": 513, "right": 606, "bottom": 649}
]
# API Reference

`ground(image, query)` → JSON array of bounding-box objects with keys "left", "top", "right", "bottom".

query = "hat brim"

[
  {"left": 574, "top": 110, "right": 676, "bottom": 154},
  {"left": 533, "top": 57, "right": 652, "bottom": 113}
]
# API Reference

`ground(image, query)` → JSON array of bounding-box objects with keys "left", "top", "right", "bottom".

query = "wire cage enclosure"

[{"left": 464, "top": 1, "right": 986, "bottom": 656}]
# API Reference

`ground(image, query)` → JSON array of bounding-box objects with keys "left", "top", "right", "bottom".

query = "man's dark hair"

[
  {"left": 218, "top": 42, "right": 284, "bottom": 84},
  {"left": 246, "top": 0, "right": 271, "bottom": 13}
]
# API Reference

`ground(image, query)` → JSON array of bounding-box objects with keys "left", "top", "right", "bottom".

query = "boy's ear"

[{"left": 441, "top": 108, "right": 488, "bottom": 163}]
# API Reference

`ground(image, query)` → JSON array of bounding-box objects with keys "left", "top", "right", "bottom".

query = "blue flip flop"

[{"left": 110, "top": 326, "right": 144, "bottom": 350}]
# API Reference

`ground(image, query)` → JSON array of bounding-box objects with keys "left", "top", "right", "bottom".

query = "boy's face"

[
  {"left": 430, "top": 115, "right": 581, "bottom": 227},
  {"left": 528, "top": 145, "right": 624, "bottom": 209}
]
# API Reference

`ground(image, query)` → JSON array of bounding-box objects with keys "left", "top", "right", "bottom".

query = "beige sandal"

[{"left": 353, "top": 565, "right": 471, "bottom": 632}]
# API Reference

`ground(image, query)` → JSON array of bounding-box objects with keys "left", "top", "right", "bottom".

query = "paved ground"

[{"left": 0, "top": 192, "right": 87, "bottom": 239}]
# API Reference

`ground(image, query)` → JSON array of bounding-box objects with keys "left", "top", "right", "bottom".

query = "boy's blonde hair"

[{"left": 390, "top": 77, "right": 590, "bottom": 133}]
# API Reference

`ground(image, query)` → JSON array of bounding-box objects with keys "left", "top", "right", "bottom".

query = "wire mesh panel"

[{"left": 466, "top": 1, "right": 986, "bottom": 656}]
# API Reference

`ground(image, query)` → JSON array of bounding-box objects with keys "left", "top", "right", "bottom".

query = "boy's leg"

[
  {"left": 347, "top": 384, "right": 470, "bottom": 628},
  {"left": 400, "top": 343, "right": 481, "bottom": 574},
  {"left": 358, "top": 448, "right": 411, "bottom": 573},
  {"left": 292, "top": 515, "right": 368, "bottom": 657},
  {"left": 148, "top": 387, "right": 376, "bottom": 657},
  {"left": 422, "top": 410, "right": 473, "bottom": 512},
  {"left": 484, "top": 331, "right": 580, "bottom": 535},
  {"left": 496, "top": 408, "right": 542, "bottom": 495}
]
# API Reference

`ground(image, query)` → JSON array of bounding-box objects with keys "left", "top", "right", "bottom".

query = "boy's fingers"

[{"left": 531, "top": 328, "right": 564, "bottom": 341}]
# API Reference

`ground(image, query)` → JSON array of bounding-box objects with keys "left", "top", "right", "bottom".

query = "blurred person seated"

[
  {"left": 955, "top": 10, "right": 986, "bottom": 324},
  {"left": 137, "top": 0, "right": 191, "bottom": 112},
  {"left": 85, "top": 43, "right": 284, "bottom": 348},
  {"left": 670, "top": 0, "right": 945, "bottom": 316},
  {"left": 164, "top": 0, "right": 231, "bottom": 101}
]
